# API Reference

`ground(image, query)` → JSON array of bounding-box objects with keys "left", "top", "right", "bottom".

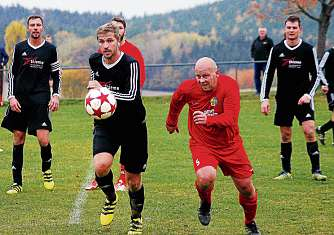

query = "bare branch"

[{"left": 295, "top": 1, "right": 320, "bottom": 22}]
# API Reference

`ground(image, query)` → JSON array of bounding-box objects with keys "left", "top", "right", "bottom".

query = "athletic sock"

[
  {"left": 128, "top": 185, "right": 144, "bottom": 219},
  {"left": 195, "top": 181, "right": 213, "bottom": 204},
  {"left": 280, "top": 142, "right": 292, "bottom": 173},
  {"left": 307, "top": 141, "right": 320, "bottom": 173},
  {"left": 12, "top": 144, "right": 24, "bottom": 185},
  {"left": 95, "top": 170, "right": 116, "bottom": 201},
  {"left": 40, "top": 143, "right": 52, "bottom": 172},
  {"left": 239, "top": 192, "right": 258, "bottom": 225},
  {"left": 319, "top": 120, "right": 333, "bottom": 132}
]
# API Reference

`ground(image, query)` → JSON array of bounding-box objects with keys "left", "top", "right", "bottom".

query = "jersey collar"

[
  {"left": 284, "top": 39, "right": 302, "bottom": 50},
  {"left": 28, "top": 39, "right": 46, "bottom": 50},
  {"left": 102, "top": 52, "right": 124, "bottom": 69}
]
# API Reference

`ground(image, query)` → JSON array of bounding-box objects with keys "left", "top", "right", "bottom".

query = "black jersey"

[
  {"left": 89, "top": 52, "right": 146, "bottom": 125},
  {"left": 260, "top": 39, "right": 319, "bottom": 102},
  {"left": 8, "top": 40, "right": 61, "bottom": 104},
  {"left": 319, "top": 47, "right": 334, "bottom": 90}
]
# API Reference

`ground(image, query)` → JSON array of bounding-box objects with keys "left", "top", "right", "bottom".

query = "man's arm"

[
  {"left": 49, "top": 47, "right": 61, "bottom": 112},
  {"left": 7, "top": 45, "right": 21, "bottom": 112},
  {"left": 0, "top": 48, "right": 9, "bottom": 66},
  {"left": 260, "top": 47, "right": 276, "bottom": 102},
  {"left": 166, "top": 85, "right": 187, "bottom": 133},
  {"left": 299, "top": 47, "right": 322, "bottom": 105}
]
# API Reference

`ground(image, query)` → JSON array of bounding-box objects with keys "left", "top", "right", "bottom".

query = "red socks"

[{"left": 239, "top": 192, "right": 258, "bottom": 224}]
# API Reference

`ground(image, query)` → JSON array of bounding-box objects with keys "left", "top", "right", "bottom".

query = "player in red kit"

[
  {"left": 166, "top": 57, "right": 260, "bottom": 235},
  {"left": 86, "top": 16, "right": 146, "bottom": 191}
]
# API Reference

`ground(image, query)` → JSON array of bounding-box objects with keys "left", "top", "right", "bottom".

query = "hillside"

[{"left": 1, "top": 1, "right": 332, "bottom": 65}]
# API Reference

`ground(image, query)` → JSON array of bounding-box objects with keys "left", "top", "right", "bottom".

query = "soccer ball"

[{"left": 85, "top": 87, "right": 117, "bottom": 120}]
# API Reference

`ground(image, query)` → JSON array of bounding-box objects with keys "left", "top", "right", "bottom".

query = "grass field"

[{"left": 0, "top": 93, "right": 333, "bottom": 235}]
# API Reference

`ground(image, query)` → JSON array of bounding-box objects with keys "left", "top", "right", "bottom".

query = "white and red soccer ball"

[{"left": 85, "top": 87, "right": 117, "bottom": 120}]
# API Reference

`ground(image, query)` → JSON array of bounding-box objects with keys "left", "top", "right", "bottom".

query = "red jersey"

[
  {"left": 166, "top": 74, "right": 243, "bottom": 155},
  {"left": 120, "top": 41, "right": 146, "bottom": 89}
]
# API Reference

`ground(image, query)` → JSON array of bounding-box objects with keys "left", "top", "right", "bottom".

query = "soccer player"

[
  {"left": 87, "top": 22, "right": 148, "bottom": 234},
  {"left": 316, "top": 47, "right": 334, "bottom": 145},
  {"left": 166, "top": 57, "right": 261, "bottom": 235},
  {"left": 85, "top": 16, "right": 146, "bottom": 192},
  {"left": 260, "top": 15, "right": 327, "bottom": 181},
  {"left": 0, "top": 45, "right": 9, "bottom": 106},
  {"left": 1, "top": 15, "right": 61, "bottom": 194},
  {"left": 250, "top": 27, "right": 274, "bottom": 95}
]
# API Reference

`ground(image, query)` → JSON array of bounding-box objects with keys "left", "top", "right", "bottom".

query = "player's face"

[
  {"left": 98, "top": 32, "right": 119, "bottom": 59},
  {"left": 112, "top": 21, "right": 126, "bottom": 41},
  {"left": 284, "top": 21, "right": 301, "bottom": 41},
  {"left": 195, "top": 67, "right": 218, "bottom": 91},
  {"left": 28, "top": 18, "right": 43, "bottom": 40}
]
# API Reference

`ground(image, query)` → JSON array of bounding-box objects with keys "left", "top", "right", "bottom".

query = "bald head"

[
  {"left": 195, "top": 57, "right": 218, "bottom": 91},
  {"left": 195, "top": 57, "right": 217, "bottom": 73}
]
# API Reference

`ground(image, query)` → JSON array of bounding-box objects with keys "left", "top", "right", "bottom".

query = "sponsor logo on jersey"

[
  {"left": 279, "top": 53, "right": 285, "bottom": 58},
  {"left": 95, "top": 71, "right": 99, "bottom": 77},
  {"left": 22, "top": 52, "right": 27, "bottom": 56},
  {"left": 23, "top": 56, "right": 44, "bottom": 69}
]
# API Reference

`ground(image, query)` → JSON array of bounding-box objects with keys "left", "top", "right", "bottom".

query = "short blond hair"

[{"left": 96, "top": 22, "right": 120, "bottom": 41}]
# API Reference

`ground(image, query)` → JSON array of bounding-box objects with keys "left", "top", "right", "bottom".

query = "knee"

[
  {"left": 303, "top": 128, "right": 315, "bottom": 141},
  {"left": 13, "top": 132, "right": 25, "bottom": 145},
  {"left": 94, "top": 162, "right": 110, "bottom": 176},
  {"left": 197, "top": 171, "right": 216, "bottom": 189},
  {"left": 127, "top": 175, "right": 142, "bottom": 191},
  {"left": 281, "top": 133, "right": 291, "bottom": 142},
  {"left": 239, "top": 185, "right": 255, "bottom": 198}
]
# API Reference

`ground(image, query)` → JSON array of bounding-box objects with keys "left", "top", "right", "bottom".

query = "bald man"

[{"left": 166, "top": 57, "right": 261, "bottom": 235}]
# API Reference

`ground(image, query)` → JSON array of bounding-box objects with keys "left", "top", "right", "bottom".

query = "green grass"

[{"left": 0, "top": 93, "right": 333, "bottom": 234}]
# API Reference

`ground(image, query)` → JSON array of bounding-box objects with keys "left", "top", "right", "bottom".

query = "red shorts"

[{"left": 190, "top": 144, "right": 253, "bottom": 179}]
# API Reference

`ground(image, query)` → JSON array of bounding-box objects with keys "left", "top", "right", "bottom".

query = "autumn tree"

[
  {"left": 248, "top": 0, "right": 334, "bottom": 56},
  {"left": 4, "top": 20, "right": 26, "bottom": 64}
]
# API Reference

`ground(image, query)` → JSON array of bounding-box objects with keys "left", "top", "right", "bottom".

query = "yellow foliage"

[
  {"left": 61, "top": 69, "right": 90, "bottom": 98},
  {"left": 4, "top": 20, "right": 26, "bottom": 64}
]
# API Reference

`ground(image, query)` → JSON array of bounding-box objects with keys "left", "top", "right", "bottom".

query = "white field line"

[{"left": 68, "top": 165, "right": 94, "bottom": 224}]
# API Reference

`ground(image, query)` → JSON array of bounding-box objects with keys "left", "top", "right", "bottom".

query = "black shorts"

[
  {"left": 326, "top": 92, "right": 334, "bottom": 111},
  {"left": 93, "top": 121, "right": 148, "bottom": 174},
  {"left": 274, "top": 99, "right": 314, "bottom": 126},
  {"left": 1, "top": 103, "right": 52, "bottom": 135}
]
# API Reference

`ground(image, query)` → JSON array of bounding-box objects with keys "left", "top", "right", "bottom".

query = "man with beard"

[
  {"left": 1, "top": 15, "right": 61, "bottom": 194},
  {"left": 260, "top": 15, "right": 326, "bottom": 181}
]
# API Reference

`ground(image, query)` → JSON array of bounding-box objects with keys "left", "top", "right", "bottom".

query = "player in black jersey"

[
  {"left": 260, "top": 15, "right": 327, "bottom": 181},
  {"left": 1, "top": 15, "right": 61, "bottom": 194},
  {"left": 87, "top": 22, "right": 147, "bottom": 234},
  {"left": 316, "top": 47, "right": 334, "bottom": 145}
]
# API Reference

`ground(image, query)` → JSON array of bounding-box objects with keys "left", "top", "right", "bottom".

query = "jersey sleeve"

[
  {"left": 318, "top": 50, "right": 330, "bottom": 85},
  {"left": 260, "top": 47, "right": 276, "bottom": 101},
  {"left": 166, "top": 83, "right": 188, "bottom": 128},
  {"left": 110, "top": 60, "right": 139, "bottom": 101},
  {"left": 206, "top": 80, "right": 240, "bottom": 128},
  {"left": 7, "top": 45, "right": 20, "bottom": 99},
  {"left": 308, "top": 47, "right": 321, "bottom": 97},
  {"left": 50, "top": 46, "right": 62, "bottom": 96}
]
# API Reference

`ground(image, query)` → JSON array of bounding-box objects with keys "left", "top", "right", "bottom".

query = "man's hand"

[
  {"left": 261, "top": 100, "right": 270, "bottom": 115},
  {"left": 9, "top": 97, "right": 21, "bottom": 113},
  {"left": 193, "top": 111, "right": 207, "bottom": 125},
  {"left": 298, "top": 94, "right": 311, "bottom": 105},
  {"left": 49, "top": 95, "right": 60, "bottom": 112},
  {"left": 166, "top": 124, "right": 179, "bottom": 134},
  {"left": 87, "top": 80, "right": 102, "bottom": 90},
  {"left": 321, "top": 85, "right": 329, "bottom": 94}
]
